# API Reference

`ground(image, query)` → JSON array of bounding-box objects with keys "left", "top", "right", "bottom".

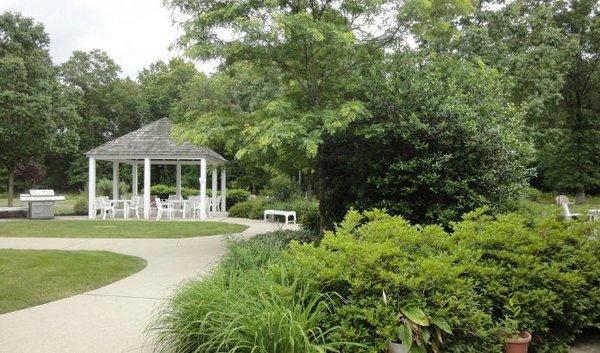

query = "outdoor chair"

[
  {"left": 94, "top": 197, "right": 114, "bottom": 219},
  {"left": 561, "top": 202, "right": 581, "bottom": 220},
  {"left": 213, "top": 195, "right": 222, "bottom": 213},
  {"left": 125, "top": 196, "right": 142, "bottom": 219},
  {"left": 155, "top": 198, "right": 173, "bottom": 220},
  {"left": 555, "top": 195, "right": 571, "bottom": 206}
]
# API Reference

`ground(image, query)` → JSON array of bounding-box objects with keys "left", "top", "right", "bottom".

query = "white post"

[
  {"left": 112, "top": 161, "right": 119, "bottom": 201},
  {"left": 176, "top": 163, "right": 182, "bottom": 197},
  {"left": 132, "top": 162, "right": 138, "bottom": 197},
  {"left": 221, "top": 167, "right": 226, "bottom": 212},
  {"left": 88, "top": 158, "right": 96, "bottom": 219},
  {"left": 199, "top": 158, "right": 207, "bottom": 219},
  {"left": 143, "top": 158, "right": 151, "bottom": 219},
  {"left": 211, "top": 167, "right": 217, "bottom": 213}
]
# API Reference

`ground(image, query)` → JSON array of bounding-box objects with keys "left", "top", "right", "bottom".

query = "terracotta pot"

[
  {"left": 388, "top": 342, "right": 410, "bottom": 353},
  {"left": 504, "top": 331, "right": 532, "bottom": 353}
]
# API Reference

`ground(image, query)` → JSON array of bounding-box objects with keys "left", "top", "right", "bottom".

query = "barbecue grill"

[{"left": 19, "top": 189, "right": 65, "bottom": 219}]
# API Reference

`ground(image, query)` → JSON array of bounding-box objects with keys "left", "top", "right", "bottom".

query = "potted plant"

[
  {"left": 500, "top": 300, "right": 532, "bottom": 353},
  {"left": 383, "top": 290, "right": 452, "bottom": 353}
]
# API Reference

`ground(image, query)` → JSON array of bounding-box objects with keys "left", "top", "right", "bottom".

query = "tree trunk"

[
  {"left": 7, "top": 169, "right": 15, "bottom": 207},
  {"left": 575, "top": 186, "right": 586, "bottom": 204}
]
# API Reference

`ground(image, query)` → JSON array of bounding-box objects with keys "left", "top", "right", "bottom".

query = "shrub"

[
  {"left": 226, "top": 188, "right": 251, "bottom": 208},
  {"left": 73, "top": 197, "right": 88, "bottom": 215},
  {"left": 286, "top": 209, "right": 600, "bottom": 352},
  {"left": 262, "top": 175, "right": 297, "bottom": 201},
  {"left": 299, "top": 203, "right": 320, "bottom": 235},
  {"left": 228, "top": 199, "right": 267, "bottom": 218},
  {"left": 151, "top": 184, "right": 176, "bottom": 199},
  {"left": 96, "top": 178, "right": 128, "bottom": 197}
]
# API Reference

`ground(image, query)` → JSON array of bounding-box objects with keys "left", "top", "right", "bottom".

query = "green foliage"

[
  {"left": 150, "top": 184, "right": 201, "bottom": 199},
  {"left": 73, "top": 197, "right": 88, "bottom": 215},
  {"left": 299, "top": 204, "right": 320, "bottom": 235},
  {"left": 96, "top": 178, "right": 128, "bottom": 197},
  {"left": 152, "top": 230, "right": 339, "bottom": 353},
  {"left": 227, "top": 199, "right": 268, "bottom": 219},
  {"left": 286, "top": 209, "right": 600, "bottom": 352},
  {"left": 226, "top": 188, "right": 250, "bottom": 208},
  {"left": 262, "top": 175, "right": 297, "bottom": 202},
  {"left": 228, "top": 198, "right": 318, "bottom": 222},
  {"left": 0, "top": 11, "right": 80, "bottom": 205},
  {"left": 320, "top": 53, "right": 533, "bottom": 228}
]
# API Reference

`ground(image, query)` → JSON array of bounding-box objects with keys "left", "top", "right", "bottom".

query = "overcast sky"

[{"left": 1, "top": 0, "right": 217, "bottom": 78}]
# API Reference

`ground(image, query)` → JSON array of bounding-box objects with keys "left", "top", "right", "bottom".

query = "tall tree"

[
  {"left": 456, "top": 0, "right": 599, "bottom": 200},
  {"left": 0, "top": 11, "right": 79, "bottom": 205},
  {"left": 138, "top": 57, "right": 199, "bottom": 122},
  {"left": 165, "top": 0, "right": 402, "bottom": 208}
]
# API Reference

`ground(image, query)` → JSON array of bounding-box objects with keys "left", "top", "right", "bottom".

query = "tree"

[
  {"left": 58, "top": 49, "right": 144, "bottom": 188},
  {"left": 319, "top": 52, "right": 533, "bottom": 226},
  {"left": 455, "top": 0, "right": 600, "bottom": 201},
  {"left": 0, "top": 11, "right": 79, "bottom": 205},
  {"left": 165, "top": 0, "right": 402, "bottom": 208},
  {"left": 138, "top": 57, "right": 199, "bottom": 123}
]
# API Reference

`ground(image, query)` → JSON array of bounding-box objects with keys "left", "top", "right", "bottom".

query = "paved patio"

[{"left": 0, "top": 217, "right": 297, "bottom": 353}]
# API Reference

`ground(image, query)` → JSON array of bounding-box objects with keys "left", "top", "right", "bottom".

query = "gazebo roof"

[{"left": 85, "top": 118, "right": 226, "bottom": 164}]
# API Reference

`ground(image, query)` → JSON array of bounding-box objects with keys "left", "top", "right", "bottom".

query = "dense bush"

[
  {"left": 150, "top": 184, "right": 203, "bottom": 199},
  {"left": 73, "top": 197, "right": 88, "bottom": 215},
  {"left": 226, "top": 188, "right": 251, "bottom": 208},
  {"left": 96, "top": 178, "right": 129, "bottom": 197},
  {"left": 287, "top": 209, "right": 600, "bottom": 352},
  {"left": 299, "top": 203, "right": 320, "bottom": 235},
  {"left": 227, "top": 199, "right": 267, "bottom": 219}
]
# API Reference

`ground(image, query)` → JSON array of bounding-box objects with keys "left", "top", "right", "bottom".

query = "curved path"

[{"left": 0, "top": 217, "right": 297, "bottom": 353}]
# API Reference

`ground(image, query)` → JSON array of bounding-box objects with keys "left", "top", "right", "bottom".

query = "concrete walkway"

[{"left": 0, "top": 217, "right": 298, "bottom": 353}]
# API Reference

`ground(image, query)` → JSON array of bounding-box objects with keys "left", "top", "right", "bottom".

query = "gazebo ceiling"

[{"left": 85, "top": 118, "right": 227, "bottom": 164}]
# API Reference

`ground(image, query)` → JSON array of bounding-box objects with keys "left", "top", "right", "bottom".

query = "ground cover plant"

[
  {"left": 155, "top": 210, "right": 600, "bottom": 353},
  {"left": 0, "top": 220, "right": 247, "bottom": 238},
  {"left": 0, "top": 249, "right": 146, "bottom": 313}
]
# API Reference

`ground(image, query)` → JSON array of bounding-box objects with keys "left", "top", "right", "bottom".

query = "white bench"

[{"left": 264, "top": 209, "right": 296, "bottom": 224}]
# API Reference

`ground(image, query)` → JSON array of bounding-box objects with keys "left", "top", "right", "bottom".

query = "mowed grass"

[
  {"left": 0, "top": 220, "right": 248, "bottom": 238},
  {"left": 0, "top": 249, "right": 146, "bottom": 314}
]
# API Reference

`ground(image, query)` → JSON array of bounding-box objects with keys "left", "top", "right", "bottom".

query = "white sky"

[{"left": 1, "top": 0, "right": 218, "bottom": 78}]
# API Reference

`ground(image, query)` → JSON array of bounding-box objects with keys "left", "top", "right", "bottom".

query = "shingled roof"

[{"left": 85, "top": 118, "right": 227, "bottom": 163}]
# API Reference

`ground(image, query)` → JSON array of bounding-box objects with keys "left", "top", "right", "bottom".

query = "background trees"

[{"left": 0, "top": 12, "right": 79, "bottom": 206}]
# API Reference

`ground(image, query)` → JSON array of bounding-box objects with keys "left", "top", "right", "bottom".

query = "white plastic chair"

[
  {"left": 189, "top": 196, "right": 202, "bottom": 219},
  {"left": 561, "top": 202, "right": 581, "bottom": 220},
  {"left": 94, "top": 197, "right": 114, "bottom": 219},
  {"left": 125, "top": 196, "right": 142, "bottom": 219},
  {"left": 155, "top": 198, "right": 173, "bottom": 220}
]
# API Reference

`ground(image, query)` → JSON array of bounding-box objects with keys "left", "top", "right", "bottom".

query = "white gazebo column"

[
  {"left": 88, "top": 157, "right": 96, "bottom": 219},
  {"left": 112, "top": 161, "right": 119, "bottom": 200},
  {"left": 199, "top": 158, "right": 207, "bottom": 219},
  {"left": 132, "top": 162, "right": 138, "bottom": 197},
  {"left": 176, "top": 163, "right": 182, "bottom": 197},
  {"left": 211, "top": 167, "right": 217, "bottom": 213},
  {"left": 143, "top": 158, "right": 151, "bottom": 219},
  {"left": 220, "top": 167, "right": 227, "bottom": 212}
]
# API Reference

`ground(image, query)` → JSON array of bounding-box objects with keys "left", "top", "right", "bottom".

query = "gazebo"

[{"left": 85, "top": 118, "right": 228, "bottom": 220}]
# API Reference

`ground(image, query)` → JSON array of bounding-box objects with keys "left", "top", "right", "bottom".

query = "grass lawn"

[
  {"left": 0, "top": 220, "right": 248, "bottom": 238},
  {"left": 0, "top": 249, "right": 146, "bottom": 314}
]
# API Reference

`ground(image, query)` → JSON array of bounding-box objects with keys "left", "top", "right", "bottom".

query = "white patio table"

[
  {"left": 167, "top": 199, "right": 188, "bottom": 219},
  {"left": 109, "top": 199, "right": 129, "bottom": 218}
]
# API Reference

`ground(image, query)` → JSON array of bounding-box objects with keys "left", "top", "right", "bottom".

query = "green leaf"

[
  {"left": 401, "top": 307, "right": 429, "bottom": 326},
  {"left": 431, "top": 316, "right": 452, "bottom": 334},
  {"left": 398, "top": 323, "right": 413, "bottom": 349}
]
